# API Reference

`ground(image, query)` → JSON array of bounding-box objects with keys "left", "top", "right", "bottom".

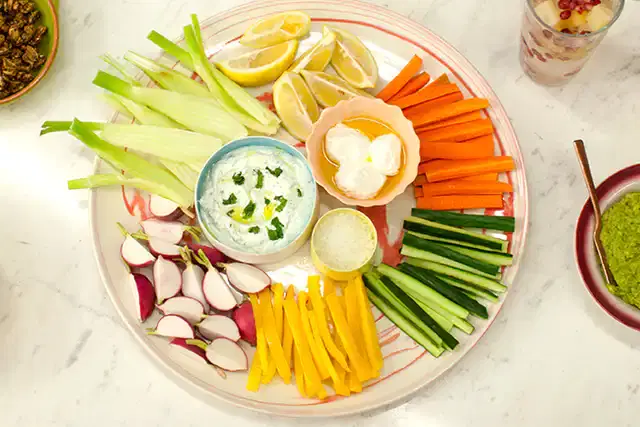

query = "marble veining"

[{"left": 1, "top": 0, "right": 640, "bottom": 426}]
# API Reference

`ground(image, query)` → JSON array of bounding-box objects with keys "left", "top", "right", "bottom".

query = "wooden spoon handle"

[{"left": 574, "top": 140, "right": 602, "bottom": 222}]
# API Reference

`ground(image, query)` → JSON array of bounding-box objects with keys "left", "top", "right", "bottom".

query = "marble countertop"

[{"left": 2, "top": 0, "right": 640, "bottom": 425}]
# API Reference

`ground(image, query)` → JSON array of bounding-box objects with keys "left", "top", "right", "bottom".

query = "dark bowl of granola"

[{"left": 0, "top": 0, "right": 59, "bottom": 105}]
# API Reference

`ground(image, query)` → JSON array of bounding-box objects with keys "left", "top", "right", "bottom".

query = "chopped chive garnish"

[
  {"left": 271, "top": 217, "right": 284, "bottom": 228},
  {"left": 222, "top": 193, "right": 237, "bottom": 205},
  {"left": 267, "top": 217, "right": 284, "bottom": 240},
  {"left": 232, "top": 172, "right": 245, "bottom": 185},
  {"left": 226, "top": 209, "right": 235, "bottom": 217},
  {"left": 264, "top": 198, "right": 271, "bottom": 205},
  {"left": 297, "top": 188, "right": 303, "bottom": 197},
  {"left": 248, "top": 226, "right": 260, "bottom": 234},
  {"left": 276, "top": 197, "right": 288, "bottom": 212},
  {"left": 242, "top": 201, "right": 256, "bottom": 219},
  {"left": 255, "top": 169, "right": 264, "bottom": 189},
  {"left": 266, "top": 166, "right": 283, "bottom": 177}
]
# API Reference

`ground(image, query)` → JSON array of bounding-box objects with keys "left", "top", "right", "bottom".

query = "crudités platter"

[{"left": 77, "top": 0, "right": 528, "bottom": 418}]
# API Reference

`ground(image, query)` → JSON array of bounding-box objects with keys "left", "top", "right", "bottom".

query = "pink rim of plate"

[
  {"left": 89, "top": 0, "right": 530, "bottom": 417},
  {"left": 574, "top": 163, "right": 640, "bottom": 331}
]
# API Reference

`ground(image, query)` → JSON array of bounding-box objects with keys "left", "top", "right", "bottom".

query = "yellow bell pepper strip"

[
  {"left": 347, "top": 370, "right": 363, "bottom": 393},
  {"left": 333, "top": 330, "right": 348, "bottom": 386},
  {"left": 324, "top": 277, "right": 336, "bottom": 295},
  {"left": 344, "top": 282, "right": 366, "bottom": 353},
  {"left": 259, "top": 288, "right": 292, "bottom": 384},
  {"left": 249, "top": 293, "right": 269, "bottom": 372},
  {"left": 354, "top": 274, "right": 384, "bottom": 372},
  {"left": 262, "top": 354, "right": 277, "bottom": 384},
  {"left": 308, "top": 307, "right": 350, "bottom": 396},
  {"left": 246, "top": 353, "right": 262, "bottom": 392},
  {"left": 283, "top": 297, "right": 323, "bottom": 394},
  {"left": 298, "top": 291, "right": 331, "bottom": 380},
  {"left": 326, "top": 293, "right": 372, "bottom": 382},
  {"left": 272, "top": 283, "right": 285, "bottom": 341},
  {"left": 308, "top": 279, "right": 350, "bottom": 372},
  {"left": 282, "top": 285, "right": 295, "bottom": 368},
  {"left": 294, "top": 347, "right": 307, "bottom": 398}
]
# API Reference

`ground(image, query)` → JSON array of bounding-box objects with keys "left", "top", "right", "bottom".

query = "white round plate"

[{"left": 90, "top": 0, "right": 529, "bottom": 418}]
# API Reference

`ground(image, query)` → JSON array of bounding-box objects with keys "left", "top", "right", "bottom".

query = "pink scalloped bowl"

[{"left": 306, "top": 97, "right": 420, "bottom": 207}]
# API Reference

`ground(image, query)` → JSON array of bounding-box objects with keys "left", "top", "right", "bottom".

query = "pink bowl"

[
  {"left": 575, "top": 163, "right": 640, "bottom": 331},
  {"left": 306, "top": 97, "right": 420, "bottom": 207}
]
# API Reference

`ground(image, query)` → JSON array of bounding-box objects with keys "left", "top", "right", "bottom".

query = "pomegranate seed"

[
  {"left": 575, "top": 0, "right": 584, "bottom": 5},
  {"left": 558, "top": 0, "right": 571, "bottom": 8},
  {"left": 560, "top": 10, "right": 572, "bottom": 19},
  {"left": 580, "top": 30, "right": 592, "bottom": 35},
  {"left": 575, "top": 5, "right": 585, "bottom": 13},
  {"left": 569, "top": 0, "right": 577, "bottom": 8},
  {"left": 561, "top": 28, "right": 573, "bottom": 34},
  {"left": 592, "top": 0, "right": 601, "bottom": 5},
  {"left": 584, "top": 3, "right": 594, "bottom": 10}
]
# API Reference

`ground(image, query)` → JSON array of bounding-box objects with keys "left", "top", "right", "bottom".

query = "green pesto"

[{"left": 601, "top": 192, "right": 640, "bottom": 308}]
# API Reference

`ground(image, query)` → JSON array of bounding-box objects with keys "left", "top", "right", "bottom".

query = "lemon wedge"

[
  {"left": 327, "top": 26, "right": 378, "bottom": 89},
  {"left": 300, "top": 70, "right": 373, "bottom": 108},
  {"left": 239, "top": 11, "right": 311, "bottom": 49},
  {"left": 288, "top": 29, "right": 337, "bottom": 73},
  {"left": 216, "top": 40, "right": 299, "bottom": 87},
  {"left": 273, "top": 71, "right": 320, "bottom": 141}
]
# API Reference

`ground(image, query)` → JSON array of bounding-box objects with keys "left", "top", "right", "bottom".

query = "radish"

[
  {"left": 205, "top": 338, "right": 248, "bottom": 371},
  {"left": 153, "top": 256, "right": 182, "bottom": 303},
  {"left": 148, "top": 314, "right": 194, "bottom": 338},
  {"left": 157, "top": 296, "right": 204, "bottom": 325},
  {"left": 187, "top": 242, "right": 226, "bottom": 266},
  {"left": 129, "top": 273, "right": 156, "bottom": 322},
  {"left": 180, "top": 248, "right": 209, "bottom": 312},
  {"left": 148, "top": 237, "right": 182, "bottom": 259},
  {"left": 169, "top": 338, "right": 207, "bottom": 364},
  {"left": 149, "top": 194, "right": 182, "bottom": 220},
  {"left": 197, "top": 315, "right": 241, "bottom": 342},
  {"left": 194, "top": 250, "right": 237, "bottom": 312},
  {"left": 140, "top": 218, "right": 201, "bottom": 245},
  {"left": 117, "top": 223, "right": 155, "bottom": 267},
  {"left": 232, "top": 301, "right": 257, "bottom": 346},
  {"left": 217, "top": 262, "right": 271, "bottom": 294}
]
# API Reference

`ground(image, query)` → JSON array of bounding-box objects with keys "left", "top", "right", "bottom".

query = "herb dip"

[
  {"left": 601, "top": 192, "right": 640, "bottom": 308},
  {"left": 198, "top": 145, "right": 316, "bottom": 254}
]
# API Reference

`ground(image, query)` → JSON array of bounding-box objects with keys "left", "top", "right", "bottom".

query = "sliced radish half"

[
  {"left": 140, "top": 219, "right": 200, "bottom": 245},
  {"left": 149, "top": 315, "right": 194, "bottom": 339},
  {"left": 157, "top": 296, "right": 204, "bottom": 325},
  {"left": 205, "top": 338, "right": 248, "bottom": 371},
  {"left": 121, "top": 235, "right": 155, "bottom": 267},
  {"left": 187, "top": 242, "right": 226, "bottom": 266},
  {"left": 232, "top": 301, "right": 256, "bottom": 346},
  {"left": 202, "top": 268, "right": 237, "bottom": 312},
  {"left": 149, "top": 238, "right": 182, "bottom": 259},
  {"left": 220, "top": 262, "right": 271, "bottom": 294},
  {"left": 198, "top": 315, "right": 241, "bottom": 342},
  {"left": 149, "top": 194, "right": 181, "bottom": 220},
  {"left": 129, "top": 273, "right": 156, "bottom": 322},
  {"left": 169, "top": 338, "right": 207, "bottom": 364},
  {"left": 153, "top": 256, "right": 182, "bottom": 303}
]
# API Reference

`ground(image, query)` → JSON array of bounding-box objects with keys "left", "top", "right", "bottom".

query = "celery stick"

[
  {"left": 68, "top": 174, "right": 186, "bottom": 197},
  {"left": 68, "top": 119, "right": 193, "bottom": 208},
  {"left": 100, "top": 53, "right": 140, "bottom": 85},
  {"left": 147, "top": 30, "right": 194, "bottom": 69},
  {"left": 92, "top": 71, "right": 246, "bottom": 141},
  {"left": 100, "top": 93, "right": 134, "bottom": 118},
  {"left": 161, "top": 159, "right": 199, "bottom": 191},
  {"left": 183, "top": 25, "right": 225, "bottom": 99}
]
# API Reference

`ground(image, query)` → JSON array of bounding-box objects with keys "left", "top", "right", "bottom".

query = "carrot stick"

[
  {"left": 431, "top": 73, "right": 450, "bottom": 85},
  {"left": 388, "top": 72, "right": 431, "bottom": 101},
  {"left": 376, "top": 55, "right": 423, "bottom": 101},
  {"left": 416, "top": 195, "right": 503, "bottom": 210},
  {"left": 414, "top": 186, "right": 424, "bottom": 198},
  {"left": 415, "top": 111, "right": 483, "bottom": 132},
  {"left": 414, "top": 174, "right": 427, "bottom": 186},
  {"left": 410, "top": 98, "right": 490, "bottom": 128},
  {"left": 420, "top": 138, "right": 494, "bottom": 160},
  {"left": 419, "top": 181, "right": 513, "bottom": 197},
  {"left": 403, "top": 92, "right": 464, "bottom": 121},
  {"left": 390, "top": 83, "right": 460, "bottom": 109},
  {"left": 420, "top": 157, "right": 515, "bottom": 182},
  {"left": 417, "top": 119, "right": 493, "bottom": 143},
  {"left": 414, "top": 171, "right": 498, "bottom": 186}
]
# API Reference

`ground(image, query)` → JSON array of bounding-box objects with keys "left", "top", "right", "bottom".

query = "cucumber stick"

[
  {"left": 406, "top": 257, "right": 507, "bottom": 293},
  {"left": 439, "top": 242, "right": 513, "bottom": 267},
  {"left": 367, "top": 289, "right": 444, "bottom": 357},
  {"left": 419, "top": 303, "right": 454, "bottom": 332},
  {"left": 377, "top": 264, "right": 469, "bottom": 319},
  {"left": 403, "top": 234, "right": 500, "bottom": 277},
  {"left": 404, "top": 216, "right": 508, "bottom": 252},
  {"left": 399, "top": 264, "right": 489, "bottom": 319},
  {"left": 379, "top": 276, "right": 459, "bottom": 350},
  {"left": 413, "top": 297, "right": 474, "bottom": 334},
  {"left": 411, "top": 209, "right": 516, "bottom": 232},
  {"left": 438, "top": 275, "right": 500, "bottom": 303},
  {"left": 401, "top": 246, "right": 501, "bottom": 281},
  {"left": 407, "top": 231, "right": 506, "bottom": 254},
  {"left": 362, "top": 273, "right": 444, "bottom": 348}
]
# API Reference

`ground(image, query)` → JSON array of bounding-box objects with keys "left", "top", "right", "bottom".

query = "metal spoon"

[{"left": 574, "top": 139, "right": 617, "bottom": 287}]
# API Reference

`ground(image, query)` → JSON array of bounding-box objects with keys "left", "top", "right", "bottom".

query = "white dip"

[{"left": 198, "top": 145, "right": 316, "bottom": 254}]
